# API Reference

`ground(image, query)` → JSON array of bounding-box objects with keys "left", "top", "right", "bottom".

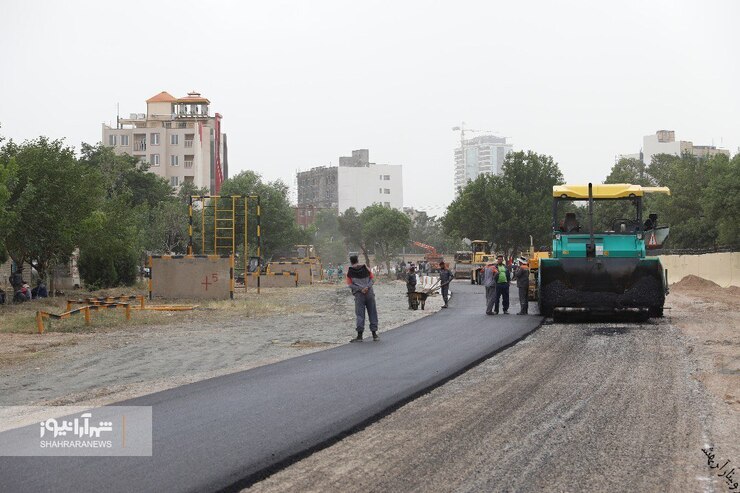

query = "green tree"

[
  {"left": 359, "top": 204, "right": 412, "bottom": 274},
  {"left": 338, "top": 207, "right": 370, "bottom": 265},
  {"left": 442, "top": 151, "right": 564, "bottom": 256},
  {"left": 647, "top": 153, "right": 717, "bottom": 248},
  {"left": 0, "top": 132, "right": 17, "bottom": 263},
  {"left": 0, "top": 137, "right": 100, "bottom": 287},
  {"left": 409, "top": 211, "right": 464, "bottom": 255},
  {"left": 77, "top": 200, "right": 140, "bottom": 289},
  {"left": 311, "top": 209, "right": 347, "bottom": 265},
  {"left": 702, "top": 153, "right": 740, "bottom": 246},
  {"left": 146, "top": 200, "right": 190, "bottom": 254},
  {"left": 79, "top": 143, "right": 171, "bottom": 208},
  {"left": 218, "top": 171, "right": 301, "bottom": 259}
]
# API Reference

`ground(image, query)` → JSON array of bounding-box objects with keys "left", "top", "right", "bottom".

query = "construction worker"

[
  {"left": 513, "top": 257, "right": 529, "bottom": 315},
  {"left": 483, "top": 260, "right": 498, "bottom": 315},
  {"left": 346, "top": 255, "right": 379, "bottom": 342},
  {"left": 493, "top": 254, "right": 511, "bottom": 314},
  {"left": 438, "top": 261, "right": 453, "bottom": 308},
  {"left": 406, "top": 265, "right": 417, "bottom": 309}
]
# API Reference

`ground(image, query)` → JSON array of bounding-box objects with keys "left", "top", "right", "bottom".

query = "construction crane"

[{"left": 411, "top": 241, "right": 444, "bottom": 273}]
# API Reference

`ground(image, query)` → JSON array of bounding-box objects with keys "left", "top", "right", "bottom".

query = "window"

[
  {"left": 171, "top": 134, "right": 179, "bottom": 145},
  {"left": 383, "top": 174, "right": 390, "bottom": 180},
  {"left": 384, "top": 189, "right": 390, "bottom": 194},
  {"left": 120, "top": 135, "right": 129, "bottom": 146},
  {"left": 379, "top": 188, "right": 383, "bottom": 194},
  {"left": 108, "top": 135, "right": 117, "bottom": 146},
  {"left": 170, "top": 176, "right": 179, "bottom": 187},
  {"left": 170, "top": 155, "right": 179, "bottom": 166},
  {"left": 150, "top": 154, "right": 160, "bottom": 166},
  {"left": 379, "top": 174, "right": 382, "bottom": 180},
  {"left": 384, "top": 202, "right": 390, "bottom": 207},
  {"left": 151, "top": 133, "right": 160, "bottom": 145}
]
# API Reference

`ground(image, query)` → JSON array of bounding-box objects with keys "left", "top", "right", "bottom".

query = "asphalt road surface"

[
  {"left": 0, "top": 281, "right": 541, "bottom": 493},
  {"left": 250, "top": 316, "right": 714, "bottom": 492}
]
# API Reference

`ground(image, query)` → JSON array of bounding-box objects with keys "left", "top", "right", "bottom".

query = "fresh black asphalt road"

[{"left": 0, "top": 281, "right": 542, "bottom": 493}]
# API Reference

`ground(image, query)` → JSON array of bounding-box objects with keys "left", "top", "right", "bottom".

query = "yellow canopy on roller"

[{"left": 552, "top": 184, "right": 671, "bottom": 199}]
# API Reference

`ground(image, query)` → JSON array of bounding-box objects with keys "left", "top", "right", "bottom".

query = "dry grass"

[{"left": 0, "top": 284, "right": 324, "bottom": 335}]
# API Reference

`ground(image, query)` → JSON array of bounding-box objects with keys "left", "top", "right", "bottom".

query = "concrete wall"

[
  {"left": 151, "top": 256, "right": 232, "bottom": 299},
  {"left": 267, "top": 262, "right": 314, "bottom": 285},
  {"left": 245, "top": 273, "right": 298, "bottom": 288},
  {"left": 659, "top": 252, "right": 740, "bottom": 287}
]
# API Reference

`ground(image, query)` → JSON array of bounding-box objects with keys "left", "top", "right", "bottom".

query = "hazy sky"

[{"left": 2, "top": 0, "right": 738, "bottom": 214}]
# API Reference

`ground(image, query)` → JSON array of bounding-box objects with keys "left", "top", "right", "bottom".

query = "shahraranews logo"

[{"left": 39, "top": 412, "right": 113, "bottom": 449}]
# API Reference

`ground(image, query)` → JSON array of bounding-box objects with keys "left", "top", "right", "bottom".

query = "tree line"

[
  {"left": 0, "top": 134, "right": 306, "bottom": 291},
  {"left": 442, "top": 150, "right": 739, "bottom": 256}
]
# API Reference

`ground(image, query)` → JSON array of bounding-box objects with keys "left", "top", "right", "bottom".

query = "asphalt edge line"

[{"left": 219, "top": 316, "right": 545, "bottom": 493}]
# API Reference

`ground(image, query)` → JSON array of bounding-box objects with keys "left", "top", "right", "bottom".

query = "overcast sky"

[{"left": 1, "top": 0, "right": 738, "bottom": 214}]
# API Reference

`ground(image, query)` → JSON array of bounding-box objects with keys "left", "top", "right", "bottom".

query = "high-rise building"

[
  {"left": 102, "top": 90, "right": 227, "bottom": 193},
  {"left": 296, "top": 149, "right": 403, "bottom": 214},
  {"left": 454, "top": 135, "right": 512, "bottom": 192}
]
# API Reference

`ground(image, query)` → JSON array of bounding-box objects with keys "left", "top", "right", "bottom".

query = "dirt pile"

[
  {"left": 671, "top": 274, "right": 722, "bottom": 292},
  {"left": 671, "top": 275, "right": 740, "bottom": 307}
]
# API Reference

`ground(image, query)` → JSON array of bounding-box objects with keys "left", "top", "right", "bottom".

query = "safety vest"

[{"left": 497, "top": 264, "right": 507, "bottom": 283}]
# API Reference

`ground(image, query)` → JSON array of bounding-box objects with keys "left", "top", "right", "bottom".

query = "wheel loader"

[{"left": 538, "top": 183, "right": 671, "bottom": 321}]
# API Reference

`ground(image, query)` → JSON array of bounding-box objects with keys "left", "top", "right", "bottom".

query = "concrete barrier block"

[{"left": 151, "top": 256, "right": 232, "bottom": 299}]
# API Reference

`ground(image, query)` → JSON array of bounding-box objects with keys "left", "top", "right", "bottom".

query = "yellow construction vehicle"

[
  {"left": 453, "top": 250, "right": 473, "bottom": 279},
  {"left": 470, "top": 240, "right": 493, "bottom": 284},
  {"left": 523, "top": 237, "right": 550, "bottom": 301}
]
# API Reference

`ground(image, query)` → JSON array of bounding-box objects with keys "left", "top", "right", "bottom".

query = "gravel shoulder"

[
  {"left": 248, "top": 279, "right": 739, "bottom": 493},
  {"left": 0, "top": 280, "right": 442, "bottom": 409}
]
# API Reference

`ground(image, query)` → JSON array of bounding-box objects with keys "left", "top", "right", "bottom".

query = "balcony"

[
  {"left": 184, "top": 140, "right": 194, "bottom": 148},
  {"left": 133, "top": 141, "right": 147, "bottom": 152},
  {"left": 184, "top": 160, "right": 194, "bottom": 169}
]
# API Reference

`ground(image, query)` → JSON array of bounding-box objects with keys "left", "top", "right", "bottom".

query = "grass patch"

[{"left": 0, "top": 284, "right": 325, "bottom": 335}]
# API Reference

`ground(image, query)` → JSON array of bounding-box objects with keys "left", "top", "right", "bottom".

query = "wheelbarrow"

[{"left": 407, "top": 279, "right": 442, "bottom": 310}]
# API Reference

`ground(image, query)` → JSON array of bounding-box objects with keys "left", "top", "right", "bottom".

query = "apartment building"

[
  {"left": 296, "top": 149, "right": 403, "bottom": 214},
  {"left": 454, "top": 135, "right": 512, "bottom": 192},
  {"left": 102, "top": 90, "right": 227, "bottom": 193}
]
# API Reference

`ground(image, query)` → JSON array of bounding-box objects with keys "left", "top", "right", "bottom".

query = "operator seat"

[{"left": 563, "top": 212, "right": 580, "bottom": 233}]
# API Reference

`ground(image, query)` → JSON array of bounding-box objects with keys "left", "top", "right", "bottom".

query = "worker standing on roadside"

[
  {"left": 483, "top": 260, "right": 497, "bottom": 315},
  {"left": 513, "top": 257, "right": 529, "bottom": 315},
  {"left": 438, "top": 261, "right": 453, "bottom": 308},
  {"left": 493, "top": 254, "right": 511, "bottom": 314},
  {"left": 346, "top": 255, "right": 379, "bottom": 342},
  {"left": 406, "top": 265, "right": 417, "bottom": 309}
]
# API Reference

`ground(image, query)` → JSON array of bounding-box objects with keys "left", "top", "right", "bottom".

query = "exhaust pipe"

[{"left": 587, "top": 182, "right": 595, "bottom": 257}]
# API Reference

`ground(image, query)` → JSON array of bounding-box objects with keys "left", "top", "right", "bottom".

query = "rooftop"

[{"left": 146, "top": 91, "right": 177, "bottom": 103}]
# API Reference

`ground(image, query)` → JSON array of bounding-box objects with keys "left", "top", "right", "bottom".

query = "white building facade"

[
  {"left": 640, "top": 130, "right": 730, "bottom": 165},
  {"left": 102, "top": 91, "right": 227, "bottom": 193},
  {"left": 454, "top": 135, "right": 512, "bottom": 192},
  {"left": 297, "top": 149, "right": 403, "bottom": 214},
  {"left": 337, "top": 162, "right": 403, "bottom": 213}
]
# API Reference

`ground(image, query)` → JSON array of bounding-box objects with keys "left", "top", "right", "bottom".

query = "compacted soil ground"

[{"left": 248, "top": 276, "right": 739, "bottom": 492}]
